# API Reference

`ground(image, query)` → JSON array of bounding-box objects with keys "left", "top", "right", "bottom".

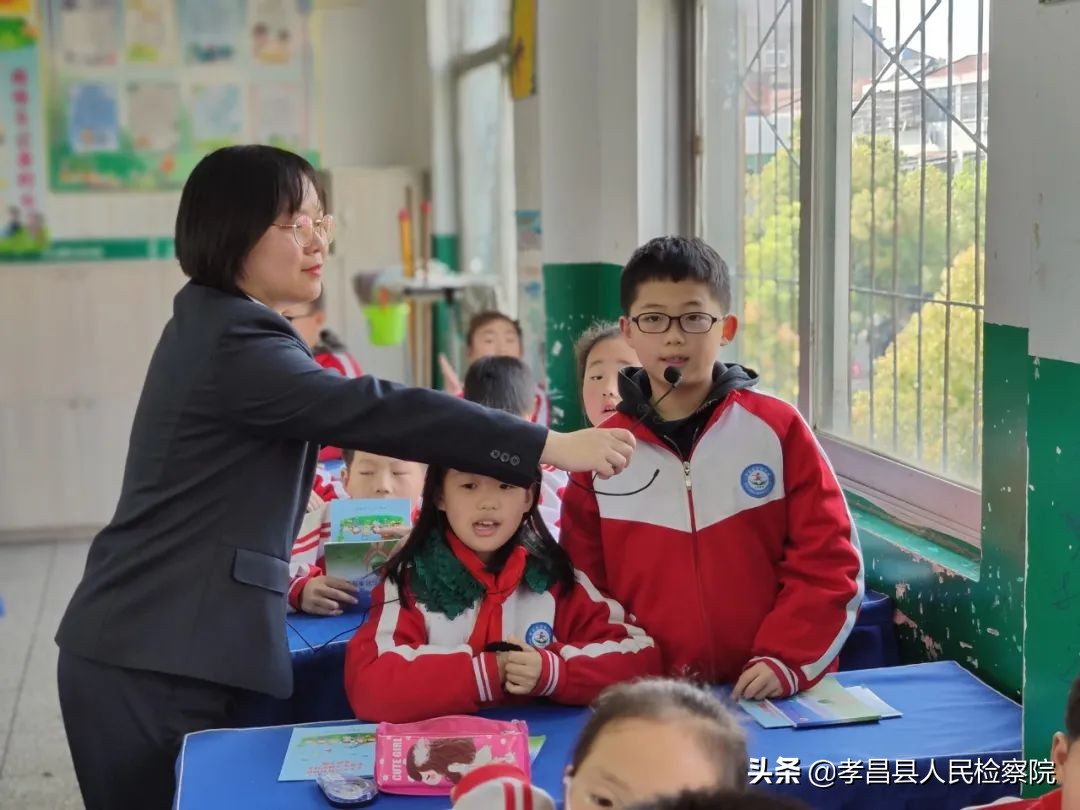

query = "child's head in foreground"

[
  {"left": 628, "top": 789, "right": 809, "bottom": 810},
  {"left": 619, "top": 236, "right": 738, "bottom": 397},
  {"left": 565, "top": 678, "right": 748, "bottom": 809},
  {"left": 1051, "top": 672, "right": 1080, "bottom": 807}
]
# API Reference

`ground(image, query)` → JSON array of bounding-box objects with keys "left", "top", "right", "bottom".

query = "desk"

[{"left": 176, "top": 661, "right": 1021, "bottom": 810}]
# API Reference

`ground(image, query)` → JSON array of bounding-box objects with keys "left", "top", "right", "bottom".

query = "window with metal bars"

[{"left": 695, "top": 0, "right": 989, "bottom": 544}]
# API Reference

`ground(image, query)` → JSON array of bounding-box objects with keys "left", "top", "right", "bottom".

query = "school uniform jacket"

[
  {"left": 344, "top": 533, "right": 661, "bottom": 722},
  {"left": 560, "top": 367, "right": 865, "bottom": 695},
  {"left": 55, "top": 281, "right": 548, "bottom": 699},
  {"left": 450, "top": 764, "right": 556, "bottom": 810}
]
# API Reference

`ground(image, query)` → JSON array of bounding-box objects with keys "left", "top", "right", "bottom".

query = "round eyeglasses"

[
  {"left": 630, "top": 312, "right": 721, "bottom": 334},
  {"left": 273, "top": 214, "right": 335, "bottom": 248}
]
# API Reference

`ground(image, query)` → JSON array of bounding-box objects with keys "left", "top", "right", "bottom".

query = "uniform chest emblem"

[
  {"left": 525, "top": 621, "right": 554, "bottom": 649},
  {"left": 740, "top": 464, "right": 776, "bottom": 498}
]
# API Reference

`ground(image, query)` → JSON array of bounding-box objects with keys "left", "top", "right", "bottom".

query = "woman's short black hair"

[{"left": 175, "top": 145, "right": 323, "bottom": 293}]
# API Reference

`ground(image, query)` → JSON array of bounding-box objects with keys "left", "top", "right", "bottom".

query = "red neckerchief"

[{"left": 446, "top": 530, "right": 526, "bottom": 653}]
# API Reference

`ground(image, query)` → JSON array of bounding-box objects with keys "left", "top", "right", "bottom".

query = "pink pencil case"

[{"left": 374, "top": 715, "right": 531, "bottom": 795}]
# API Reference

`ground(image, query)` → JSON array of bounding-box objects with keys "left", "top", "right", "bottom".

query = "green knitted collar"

[{"left": 408, "top": 531, "right": 554, "bottom": 619}]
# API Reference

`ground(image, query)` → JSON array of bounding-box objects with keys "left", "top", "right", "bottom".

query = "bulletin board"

[{"left": 42, "top": 0, "right": 318, "bottom": 192}]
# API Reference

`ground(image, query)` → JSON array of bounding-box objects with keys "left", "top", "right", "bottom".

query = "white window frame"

[{"left": 694, "top": 0, "right": 984, "bottom": 547}]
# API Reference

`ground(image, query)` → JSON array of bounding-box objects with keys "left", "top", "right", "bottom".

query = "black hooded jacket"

[{"left": 616, "top": 362, "right": 759, "bottom": 459}]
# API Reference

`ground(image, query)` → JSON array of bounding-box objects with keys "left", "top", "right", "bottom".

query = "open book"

[
  {"left": 738, "top": 676, "right": 901, "bottom": 729},
  {"left": 324, "top": 498, "right": 412, "bottom": 609}
]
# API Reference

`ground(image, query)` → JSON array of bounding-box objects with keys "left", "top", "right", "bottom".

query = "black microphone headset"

[{"left": 568, "top": 365, "right": 683, "bottom": 497}]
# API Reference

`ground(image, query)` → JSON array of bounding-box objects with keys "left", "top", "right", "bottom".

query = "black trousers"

[{"left": 58, "top": 649, "right": 244, "bottom": 810}]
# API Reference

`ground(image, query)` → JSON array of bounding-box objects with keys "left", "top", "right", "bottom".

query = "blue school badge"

[
  {"left": 525, "top": 621, "right": 554, "bottom": 649},
  {"left": 740, "top": 464, "right": 775, "bottom": 498}
]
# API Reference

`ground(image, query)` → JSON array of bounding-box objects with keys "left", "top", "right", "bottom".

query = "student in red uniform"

[
  {"left": 462, "top": 356, "right": 567, "bottom": 539},
  {"left": 966, "top": 674, "right": 1080, "bottom": 810},
  {"left": 560, "top": 236, "right": 864, "bottom": 700},
  {"left": 439, "top": 310, "right": 550, "bottom": 425},
  {"left": 288, "top": 448, "right": 425, "bottom": 615},
  {"left": 343, "top": 464, "right": 660, "bottom": 723},
  {"left": 282, "top": 290, "right": 363, "bottom": 463}
]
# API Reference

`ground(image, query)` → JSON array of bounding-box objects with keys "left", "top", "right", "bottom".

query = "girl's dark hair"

[
  {"left": 466, "top": 310, "right": 523, "bottom": 347},
  {"left": 176, "top": 145, "right": 323, "bottom": 293},
  {"left": 574, "top": 322, "right": 624, "bottom": 388},
  {"left": 382, "top": 464, "right": 574, "bottom": 592},
  {"left": 570, "top": 679, "right": 748, "bottom": 791}
]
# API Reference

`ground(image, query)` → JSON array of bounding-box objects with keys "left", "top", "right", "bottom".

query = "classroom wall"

[
  {"left": 533, "top": 0, "right": 683, "bottom": 428},
  {"left": 997, "top": 0, "right": 1080, "bottom": 771},
  {"left": 0, "top": 0, "right": 432, "bottom": 535}
]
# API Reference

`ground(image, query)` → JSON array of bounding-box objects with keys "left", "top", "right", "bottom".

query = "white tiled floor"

[{"left": 0, "top": 539, "right": 90, "bottom": 809}]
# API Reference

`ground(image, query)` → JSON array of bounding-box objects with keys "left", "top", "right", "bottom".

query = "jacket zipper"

[
  {"left": 630, "top": 392, "right": 743, "bottom": 682},
  {"left": 681, "top": 458, "right": 718, "bottom": 681}
]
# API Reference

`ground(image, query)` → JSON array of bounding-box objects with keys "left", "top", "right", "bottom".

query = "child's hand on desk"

[
  {"left": 732, "top": 661, "right": 784, "bottom": 701},
  {"left": 503, "top": 635, "right": 543, "bottom": 695},
  {"left": 300, "top": 576, "right": 359, "bottom": 616}
]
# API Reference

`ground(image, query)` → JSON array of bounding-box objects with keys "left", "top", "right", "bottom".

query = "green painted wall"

[
  {"left": 855, "top": 322, "right": 1028, "bottom": 699},
  {"left": 1024, "top": 352, "right": 1080, "bottom": 764},
  {"left": 542, "top": 262, "right": 622, "bottom": 430}
]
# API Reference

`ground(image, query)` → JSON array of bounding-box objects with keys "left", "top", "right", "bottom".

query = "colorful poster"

[
  {"left": 177, "top": 0, "right": 242, "bottom": 65},
  {"left": 45, "top": 0, "right": 317, "bottom": 191},
  {"left": 67, "top": 81, "right": 118, "bottom": 153},
  {"left": 125, "top": 80, "right": 179, "bottom": 151},
  {"left": 53, "top": 0, "right": 120, "bottom": 67},
  {"left": 248, "top": 0, "right": 301, "bottom": 67},
  {"left": 189, "top": 83, "right": 243, "bottom": 150},
  {"left": 0, "top": 15, "right": 49, "bottom": 256},
  {"left": 124, "top": 0, "right": 175, "bottom": 64}
]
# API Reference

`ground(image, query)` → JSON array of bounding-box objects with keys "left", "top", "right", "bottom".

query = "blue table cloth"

[{"left": 175, "top": 661, "right": 1020, "bottom": 810}]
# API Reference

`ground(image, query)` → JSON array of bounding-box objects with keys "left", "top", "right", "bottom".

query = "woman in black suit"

[{"left": 55, "top": 145, "right": 634, "bottom": 810}]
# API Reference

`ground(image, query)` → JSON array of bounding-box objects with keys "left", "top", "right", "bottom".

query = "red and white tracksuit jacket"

[
  {"left": 450, "top": 764, "right": 556, "bottom": 810},
  {"left": 344, "top": 533, "right": 661, "bottom": 722},
  {"left": 314, "top": 348, "right": 363, "bottom": 463},
  {"left": 288, "top": 495, "right": 337, "bottom": 611},
  {"left": 538, "top": 465, "right": 568, "bottom": 542},
  {"left": 560, "top": 388, "right": 864, "bottom": 695}
]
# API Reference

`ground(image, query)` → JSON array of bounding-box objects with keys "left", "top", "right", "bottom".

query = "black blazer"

[{"left": 55, "top": 282, "right": 546, "bottom": 698}]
